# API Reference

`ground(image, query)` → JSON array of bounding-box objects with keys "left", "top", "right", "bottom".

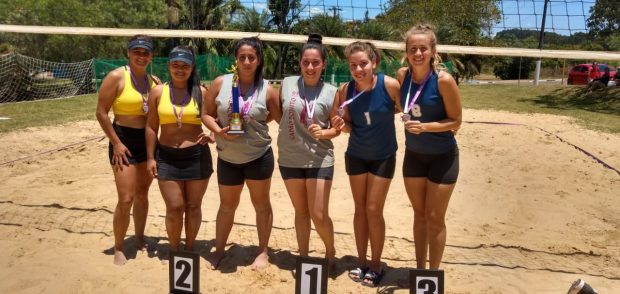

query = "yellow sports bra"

[
  {"left": 158, "top": 84, "right": 202, "bottom": 126},
  {"left": 112, "top": 66, "right": 156, "bottom": 116}
]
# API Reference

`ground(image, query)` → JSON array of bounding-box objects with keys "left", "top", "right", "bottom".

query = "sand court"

[{"left": 0, "top": 108, "right": 618, "bottom": 293}]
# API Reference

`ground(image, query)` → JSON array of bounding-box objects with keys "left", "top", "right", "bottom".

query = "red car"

[{"left": 568, "top": 63, "right": 617, "bottom": 85}]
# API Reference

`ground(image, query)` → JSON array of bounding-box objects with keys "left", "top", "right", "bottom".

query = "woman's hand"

[
  {"left": 197, "top": 132, "right": 215, "bottom": 145},
  {"left": 146, "top": 158, "right": 158, "bottom": 178},
  {"left": 308, "top": 124, "right": 323, "bottom": 140},
  {"left": 404, "top": 120, "right": 425, "bottom": 135},
  {"left": 330, "top": 115, "right": 345, "bottom": 131},
  {"left": 216, "top": 126, "right": 241, "bottom": 140},
  {"left": 112, "top": 142, "right": 131, "bottom": 171}
]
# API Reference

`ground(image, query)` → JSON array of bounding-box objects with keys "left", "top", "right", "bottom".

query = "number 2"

[{"left": 176, "top": 260, "right": 191, "bottom": 288}]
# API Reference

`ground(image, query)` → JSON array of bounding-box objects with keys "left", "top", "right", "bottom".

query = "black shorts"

[
  {"left": 279, "top": 166, "right": 334, "bottom": 180},
  {"left": 344, "top": 153, "right": 396, "bottom": 179},
  {"left": 402, "top": 147, "right": 459, "bottom": 184},
  {"left": 157, "top": 144, "right": 213, "bottom": 180},
  {"left": 108, "top": 123, "right": 147, "bottom": 164},
  {"left": 217, "top": 148, "right": 274, "bottom": 185}
]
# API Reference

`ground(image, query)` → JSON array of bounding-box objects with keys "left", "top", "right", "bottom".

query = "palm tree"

[{"left": 268, "top": 0, "right": 304, "bottom": 78}]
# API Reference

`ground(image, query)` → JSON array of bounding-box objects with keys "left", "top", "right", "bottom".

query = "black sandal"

[
  {"left": 348, "top": 267, "right": 368, "bottom": 282},
  {"left": 361, "top": 269, "right": 385, "bottom": 287}
]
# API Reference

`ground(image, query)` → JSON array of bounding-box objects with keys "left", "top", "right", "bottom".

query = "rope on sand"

[
  {"left": 0, "top": 136, "right": 105, "bottom": 167},
  {"left": 464, "top": 121, "right": 620, "bottom": 177}
]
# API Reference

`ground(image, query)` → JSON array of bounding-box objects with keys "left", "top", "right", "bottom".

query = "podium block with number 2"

[
  {"left": 295, "top": 256, "right": 328, "bottom": 294},
  {"left": 169, "top": 251, "right": 199, "bottom": 294}
]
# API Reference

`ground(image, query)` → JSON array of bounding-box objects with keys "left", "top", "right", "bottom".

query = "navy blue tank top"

[
  {"left": 346, "top": 73, "right": 397, "bottom": 160},
  {"left": 400, "top": 70, "right": 456, "bottom": 154}
]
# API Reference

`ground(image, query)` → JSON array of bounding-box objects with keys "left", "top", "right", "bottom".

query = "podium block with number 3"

[
  {"left": 169, "top": 250, "right": 199, "bottom": 294},
  {"left": 295, "top": 256, "right": 328, "bottom": 294},
  {"left": 409, "top": 269, "right": 444, "bottom": 294}
]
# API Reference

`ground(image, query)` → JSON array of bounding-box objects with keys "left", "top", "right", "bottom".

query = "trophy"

[{"left": 227, "top": 65, "right": 245, "bottom": 135}]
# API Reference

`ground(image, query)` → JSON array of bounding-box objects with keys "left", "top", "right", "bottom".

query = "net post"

[{"left": 534, "top": 0, "right": 550, "bottom": 86}]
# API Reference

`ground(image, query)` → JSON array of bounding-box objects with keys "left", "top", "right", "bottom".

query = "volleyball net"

[{"left": 0, "top": 24, "right": 619, "bottom": 103}]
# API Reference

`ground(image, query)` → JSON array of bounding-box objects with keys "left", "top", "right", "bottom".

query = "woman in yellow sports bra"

[
  {"left": 95, "top": 35, "right": 159, "bottom": 266},
  {"left": 145, "top": 45, "right": 214, "bottom": 254}
]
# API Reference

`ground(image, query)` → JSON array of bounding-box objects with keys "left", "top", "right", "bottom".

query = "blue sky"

[{"left": 239, "top": 0, "right": 595, "bottom": 35}]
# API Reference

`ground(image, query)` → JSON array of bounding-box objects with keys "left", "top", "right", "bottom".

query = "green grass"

[
  {"left": 0, "top": 85, "right": 619, "bottom": 134},
  {"left": 0, "top": 94, "right": 98, "bottom": 133},
  {"left": 461, "top": 84, "right": 620, "bottom": 134}
]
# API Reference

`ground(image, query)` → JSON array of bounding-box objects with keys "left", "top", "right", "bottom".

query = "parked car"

[{"left": 567, "top": 63, "right": 617, "bottom": 85}]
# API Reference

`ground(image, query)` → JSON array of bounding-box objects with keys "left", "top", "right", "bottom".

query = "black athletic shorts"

[
  {"left": 156, "top": 144, "right": 213, "bottom": 181},
  {"left": 402, "top": 147, "right": 459, "bottom": 184},
  {"left": 344, "top": 153, "right": 396, "bottom": 179},
  {"left": 279, "top": 166, "right": 334, "bottom": 180},
  {"left": 217, "top": 148, "right": 274, "bottom": 185},
  {"left": 108, "top": 123, "right": 147, "bottom": 164}
]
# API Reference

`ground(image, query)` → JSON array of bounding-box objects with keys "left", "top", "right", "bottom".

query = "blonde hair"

[
  {"left": 345, "top": 41, "right": 382, "bottom": 68},
  {"left": 403, "top": 24, "right": 444, "bottom": 73}
]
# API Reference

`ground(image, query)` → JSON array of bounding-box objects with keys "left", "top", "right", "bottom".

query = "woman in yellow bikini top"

[
  {"left": 94, "top": 35, "right": 159, "bottom": 266},
  {"left": 145, "top": 45, "right": 214, "bottom": 253}
]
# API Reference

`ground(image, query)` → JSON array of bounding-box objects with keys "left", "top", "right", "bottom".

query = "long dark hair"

[
  {"left": 169, "top": 45, "right": 202, "bottom": 112},
  {"left": 234, "top": 37, "right": 264, "bottom": 91}
]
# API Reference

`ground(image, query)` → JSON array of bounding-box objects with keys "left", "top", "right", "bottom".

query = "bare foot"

[
  {"left": 250, "top": 250, "right": 269, "bottom": 269},
  {"left": 326, "top": 259, "right": 336, "bottom": 276},
  {"left": 113, "top": 250, "right": 127, "bottom": 266},
  {"left": 207, "top": 251, "right": 225, "bottom": 270},
  {"left": 134, "top": 236, "right": 146, "bottom": 251}
]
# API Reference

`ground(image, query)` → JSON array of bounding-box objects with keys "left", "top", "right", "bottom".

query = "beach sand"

[{"left": 0, "top": 108, "right": 618, "bottom": 293}]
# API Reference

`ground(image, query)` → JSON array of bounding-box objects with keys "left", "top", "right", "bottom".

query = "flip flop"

[
  {"left": 348, "top": 267, "right": 368, "bottom": 282},
  {"left": 361, "top": 269, "right": 385, "bottom": 287}
]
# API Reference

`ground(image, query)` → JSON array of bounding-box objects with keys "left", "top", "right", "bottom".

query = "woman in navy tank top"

[
  {"left": 333, "top": 41, "right": 401, "bottom": 287},
  {"left": 396, "top": 24, "right": 462, "bottom": 270}
]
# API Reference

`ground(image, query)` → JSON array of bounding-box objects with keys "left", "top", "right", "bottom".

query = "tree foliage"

[
  {"left": 587, "top": 0, "right": 620, "bottom": 38},
  {"left": 0, "top": 0, "right": 167, "bottom": 61},
  {"left": 377, "top": 0, "right": 500, "bottom": 45}
]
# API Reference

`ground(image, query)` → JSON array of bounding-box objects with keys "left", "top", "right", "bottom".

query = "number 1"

[{"left": 305, "top": 267, "right": 318, "bottom": 294}]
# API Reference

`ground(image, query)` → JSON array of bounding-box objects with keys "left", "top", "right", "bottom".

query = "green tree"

[
  {"left": 294, "top": 13, "right": 347, "bottom": 58},
  {"left": 376, "top": 0, "right": 500, "bottom": 81},
  {"left": 0, "top": 0, "right": 166, "bottom": 61},
  {"left": 493, "top": 56, "right": 533, "bottom": 80},
  {"left": 377, "top": 0, "right": 500, "bottom": 45},
  {"left": 587, "top": 0, "right": 620, "bottom": 38},
  {"left": 229, "top": 8, "right": 278, "bottom": 77},
  {"left": 173, "top": 0, "right": 241, "bottom": 55},
  {"left": 268, "top": 0, "right": 303, "bottom": 78}
]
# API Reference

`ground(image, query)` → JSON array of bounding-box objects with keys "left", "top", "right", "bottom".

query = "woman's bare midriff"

[
  {"left": 158, "top": 124, "right": 205, "bottom": 148},
  {"left": 113, "top": 115, "right": 148, "bottom": 129}
]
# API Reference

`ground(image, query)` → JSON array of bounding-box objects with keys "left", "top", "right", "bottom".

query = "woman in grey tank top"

[
  {"left": 276, "top": 34, "right": 341, "bottom": 269},
  {"left": 201, "top": 37, "right": 281, "bottom": 269}
]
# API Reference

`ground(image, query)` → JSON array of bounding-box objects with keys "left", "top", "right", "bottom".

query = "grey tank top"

[
  {"left": 277, "top": 76, "right": 338, "bottom": 168},
  {"left": 215, "top": 74, "right": 271, "bottom": 164}
]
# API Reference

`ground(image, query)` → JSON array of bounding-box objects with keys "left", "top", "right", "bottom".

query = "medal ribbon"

[
  {"left": 338, "top": 82, "right": 370, "bottom": 113},
  {"left": 170, "top": 83, "right": 190, "bottom": 127},
  {"left": 404, "top": 70, "right": 432, "bottom": 115},
  {"left": 301, "top": 78, "right": 321, "bottom": 123},
  {"left": 128, "top": 66, "right": 149, "bottom": 112},
  {"left": 239, "top": 85, "right": 257, "bottom": 119}
]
